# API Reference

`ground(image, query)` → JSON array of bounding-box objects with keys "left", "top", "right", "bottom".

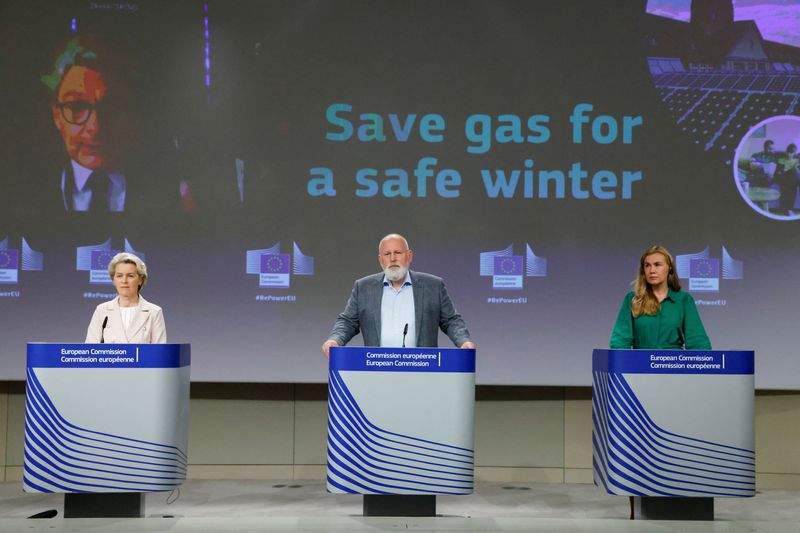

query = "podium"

[
  {"left": 23, "top": 343, "right": 190, "bottom": 518},
  {"left": 326, "top": 346, "right": 475, "bottom": 516},
  {"left": 592, "top": 349, "right": 755, "bottom": 520}
]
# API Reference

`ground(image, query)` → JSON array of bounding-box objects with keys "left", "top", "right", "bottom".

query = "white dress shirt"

[
  {"left": 380, "top": 271, "right": 416, "bottom": 348},
  {"left": 62, "top": 160, "right": 126, "bottom": 212}
]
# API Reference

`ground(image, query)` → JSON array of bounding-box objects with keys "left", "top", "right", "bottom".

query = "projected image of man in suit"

[
  {"left": 43, "top": 36, "right": 137, "bottom": 213},
  {"left": 322, "top": 233, "right": 475, "bottom": 358}
]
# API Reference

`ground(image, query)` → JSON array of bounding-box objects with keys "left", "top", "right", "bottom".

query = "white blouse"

[{"left": 119, "top": 305, "right": 140, "bottom": 332}]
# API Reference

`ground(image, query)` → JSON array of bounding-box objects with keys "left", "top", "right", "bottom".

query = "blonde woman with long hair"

[{"left": 610, "top": 245, "right": 710, "bottom": 350}]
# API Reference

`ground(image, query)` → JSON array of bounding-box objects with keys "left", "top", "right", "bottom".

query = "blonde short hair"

[{"left": 107, "top": 252, "right": 148, "bottom": 289}]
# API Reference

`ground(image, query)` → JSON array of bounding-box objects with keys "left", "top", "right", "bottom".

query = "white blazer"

[{"left": 85, "top": 296, "right": 167, "bottom": 344}]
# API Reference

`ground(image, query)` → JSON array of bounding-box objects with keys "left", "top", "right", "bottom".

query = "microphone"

[
  {"left": 100, "top": 316, "right": 108, "bottom": 344},
  {"left": 402, "top": 323, "right": 409, "bottom": 348},
  {"left": 677, "top": 327, "right": 685, "bottom": 349}
]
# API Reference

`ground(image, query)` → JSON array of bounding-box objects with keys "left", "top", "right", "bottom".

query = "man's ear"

[{"left": 52, "top": 105, "right": 64, "bottom": 132}]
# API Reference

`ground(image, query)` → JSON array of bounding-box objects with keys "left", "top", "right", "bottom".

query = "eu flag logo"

[
  {"left": 0, "top": 249, "right": 19, "bottom": 269},
  {"left": 260, "top": 253, "right": 291, "bottom": 287},
  {"left": 91, "top": 250, "right": 119, "bottom": 271},
  {"left": 492, "top": 255, "right": 523, "bottom": 289},
  {"left": 494, "top": 256, "right": 523, "bottom": 276},
  {"left": 89, "top": 250, "right": 120, "bottom": 284},
  {"left": 0, "top": 249, "right": 19, "bottom": 284},
  {"left": 689, "top": 258, "right": 720, "bottom": 292}
]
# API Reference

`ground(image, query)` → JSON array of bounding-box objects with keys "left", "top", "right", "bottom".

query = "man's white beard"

[{"left": 384, "top": 265, "right": 408, "bottom": 282}]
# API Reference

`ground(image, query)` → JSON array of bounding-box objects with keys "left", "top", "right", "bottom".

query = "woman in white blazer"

[{"left": 85, "top": 252, "right": 167, "bottom": 343}]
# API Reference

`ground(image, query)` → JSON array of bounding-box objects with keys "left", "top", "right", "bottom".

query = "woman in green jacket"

[{"left": 610, "top": 245, "right": 710, "bottom": 350}]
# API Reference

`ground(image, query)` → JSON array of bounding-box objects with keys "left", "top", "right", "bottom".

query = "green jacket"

[{"left": 610, "top": 289, "right": 711, "bottom": 350}]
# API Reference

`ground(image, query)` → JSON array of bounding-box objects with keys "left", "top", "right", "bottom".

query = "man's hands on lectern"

[
  {"left": 324, "top": 339, "right": 473, "bottom": 358},
  {"left": 322, "top": 339, "right": 339, "bottom": 359}
]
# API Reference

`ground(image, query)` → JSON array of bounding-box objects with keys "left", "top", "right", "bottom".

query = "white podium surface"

[
  {"left": 24, "top": 343, "right": 190, "bottom": 493},
  {"left": 326, "top": 346, "right": 476, "bottom": 495},
  {"left": 592, "top": 349, "right": 755, "bottom": 498}
]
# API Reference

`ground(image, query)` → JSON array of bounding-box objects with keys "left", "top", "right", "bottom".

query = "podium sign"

[
  {"left": 326, "top": 346, "right": 475, "bottom": 495},
  {"left": 24, "top": 343, "right": 190, "bottom": 493},
  {"left": 592, "top": 349, "right": 755, "bottom": 498}
]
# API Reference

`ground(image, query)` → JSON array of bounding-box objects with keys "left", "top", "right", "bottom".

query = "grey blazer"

[{"left": 328, "top": 271, "right": 471, "bottom": 348}]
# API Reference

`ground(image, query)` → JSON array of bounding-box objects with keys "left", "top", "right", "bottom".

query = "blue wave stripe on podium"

[
  {"left": 611, "top": 374, "right": 754, "bottom": 461},
  {"left": 328, "top": 371, "right": 473, "bottom": 462},
  {"left": 592, "top": 372, "right": 614, "bottom": 492},
  {"left": 604, "top": 395, "right": 754, "bottom": 493},
  {"left": 592, "top": 371, "right": 755, "bottom": 497},
  {"left": 26, "top": 369, "right": 188, "bottom": 463},
  {"left": 326, "top": 378, "right": 473, "bottom": 475},
  {"left": 326, "top": 370, "right": 474, "bottom": 495},
  {"left": 327, "top": 405, "right": 473, "bottom": 475},
  {"left": 23, "top": 369, "right": 187, "bottom": 493},
  {"left": 24, "top": 414, "right": 187, "bottom": 475},
  {"left": 26, "top": 368, "right": 188, "bottom": 462}
]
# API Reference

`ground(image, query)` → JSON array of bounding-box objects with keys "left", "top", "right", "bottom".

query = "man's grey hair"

[{"left": 378, "top": 233, "right": 410, "bottom": 253}]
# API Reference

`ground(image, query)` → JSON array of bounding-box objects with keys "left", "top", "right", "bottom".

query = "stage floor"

[{"left": 0, "top": 480, "right": 797, "bottom": 532}]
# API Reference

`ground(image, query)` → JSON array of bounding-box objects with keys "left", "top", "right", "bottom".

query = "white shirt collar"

[
  {"left": 63, "top": 160, "right": 127, "bottom": 212},
  {"left": 70, "top": 159, "right": 93, "bottom": 192},
  {"left": 382, "top": 271, "right": 412, "bottom": 287}
]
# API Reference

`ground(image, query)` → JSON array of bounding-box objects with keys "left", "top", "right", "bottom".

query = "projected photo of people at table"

[{"left": 735, "top": 115, "right": 800, "bottom": 221}]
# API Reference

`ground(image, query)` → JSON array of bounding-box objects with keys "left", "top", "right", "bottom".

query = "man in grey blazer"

[{"left": 322, "top": 233, "right": 474, "bottom": 357}]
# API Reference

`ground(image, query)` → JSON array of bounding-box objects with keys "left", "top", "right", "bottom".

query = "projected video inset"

[
  {"left": 735, "top": 116, "right": 800, "bottom": 220},
  {"left": 645, "top": 0, "right": 800, "bottom": 167}
]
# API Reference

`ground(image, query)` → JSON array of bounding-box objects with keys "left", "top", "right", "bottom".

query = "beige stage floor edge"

[{"left": 0, "top": 479, "right": 797, "bottom": 532}]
